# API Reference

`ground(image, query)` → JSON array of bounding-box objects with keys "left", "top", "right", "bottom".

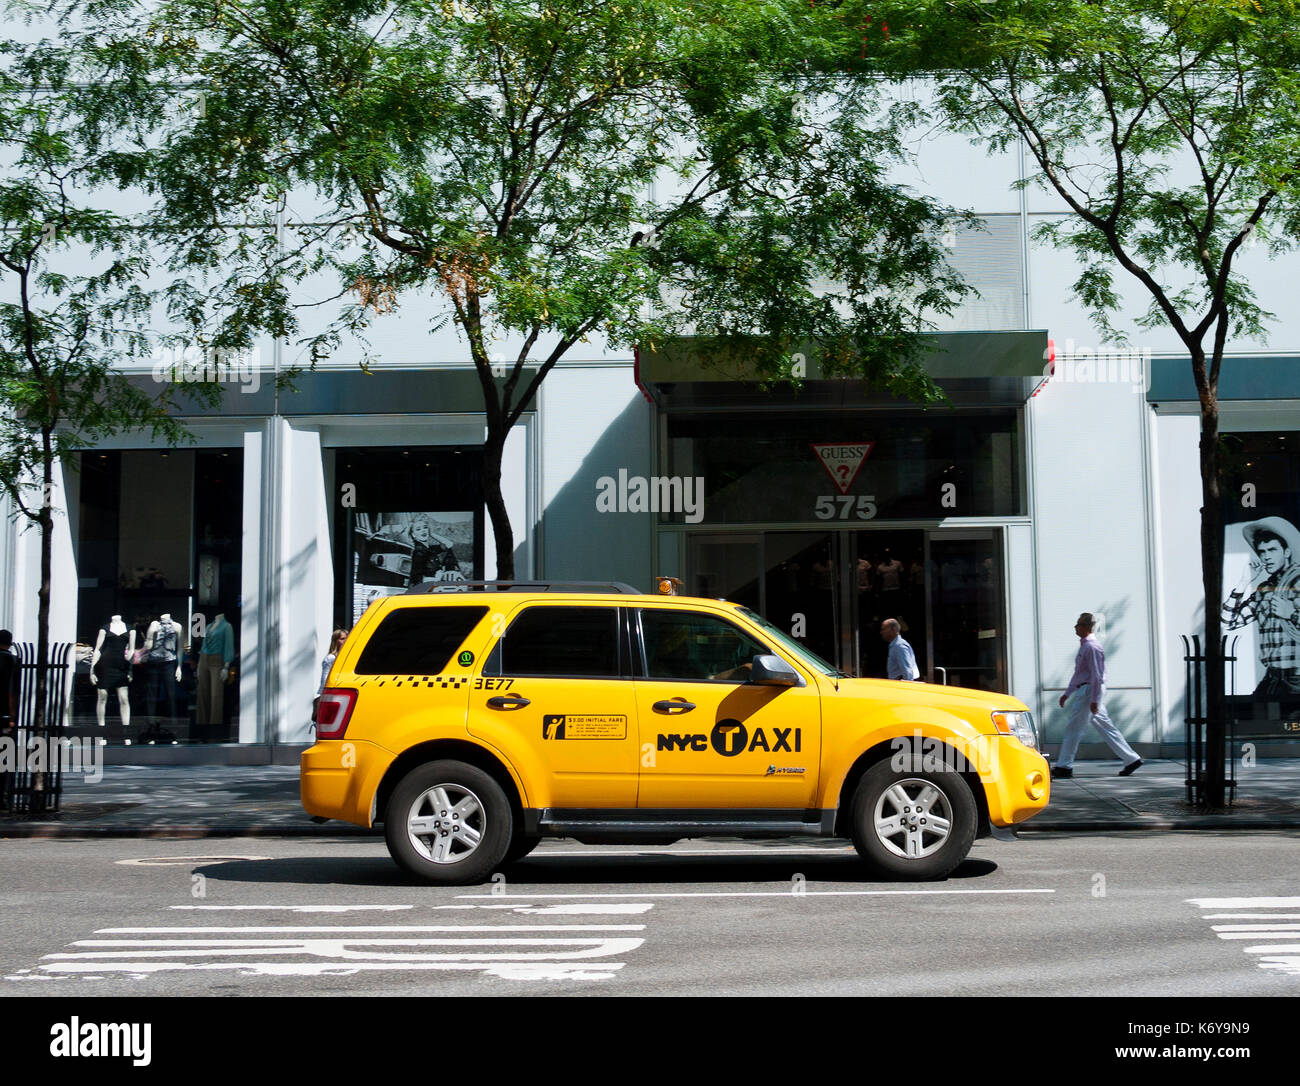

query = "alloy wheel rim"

[
  {"left": 407, "top": 783, "right": 486, "bottom": 864},
  {"left": 873, "top": 778, "right": 953, "bottom": 859}
]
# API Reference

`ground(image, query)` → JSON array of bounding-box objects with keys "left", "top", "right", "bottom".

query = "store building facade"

[{"left": 3, "top": 118, "right": 1299, "bottom": 763}]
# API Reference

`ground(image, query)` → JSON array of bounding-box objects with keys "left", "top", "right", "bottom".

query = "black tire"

[
  {"left": 503, "top": 834, "right": 542, "bottom": 864},
  {"left": 384, "top": 760, "right": 512, "bottom": 885},
  {"left": 849, "top": 758, "right": 977, "bottom": 880}
]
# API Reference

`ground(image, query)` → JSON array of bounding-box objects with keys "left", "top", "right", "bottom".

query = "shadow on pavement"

[{"left": 191, "top": 852, "right": 1000, "bottom": 887}]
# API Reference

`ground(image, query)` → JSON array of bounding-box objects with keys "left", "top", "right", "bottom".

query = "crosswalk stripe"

[
  {"left": 1189, "top": 896, "right": 1300, "bottom": 978},
  {"left": 96, "top": 925, "right": 643, "bottom": 933},
  {"left": 14, "top": 907, "right": 658, "bottom": 983},
  {"left": 1187, "top": 897, "right": 1300, "bottom": 909}
]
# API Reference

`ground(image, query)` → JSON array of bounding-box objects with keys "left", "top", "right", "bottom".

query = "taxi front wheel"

[
  {"left": 850, "top": 760, "right": 977, "bottom": 880},
  {"left": 384, "top": 760, "right": 513, "bottom": 885}
]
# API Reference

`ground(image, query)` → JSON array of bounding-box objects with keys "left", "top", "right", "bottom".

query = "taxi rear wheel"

[
  {"left": 849, "top": 760, "right": 977, "bottom": 880},
  {"left": 384, "top": 760, "right": 512, "bottom": 885}
]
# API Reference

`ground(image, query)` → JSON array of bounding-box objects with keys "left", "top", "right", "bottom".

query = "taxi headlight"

[{"left": 991, "top": 710, "right": 1038, "bottom": 751}]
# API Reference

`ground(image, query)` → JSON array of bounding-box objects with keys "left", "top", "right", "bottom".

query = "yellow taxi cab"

[{"left": 302, "top": 581, "right": 1049, "bottom": 884}]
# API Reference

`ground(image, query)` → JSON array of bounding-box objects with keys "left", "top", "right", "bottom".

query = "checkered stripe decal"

[{"left": 366, "top": 675, "right": 471, "bottom": 688}]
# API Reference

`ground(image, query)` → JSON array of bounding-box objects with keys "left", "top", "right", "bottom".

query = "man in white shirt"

[
  {"left": 1052, "top": 613, "right": 1142, "bottom": 779},
  {"left": 880, "top": 618, "right": 921, "bottom": 680}
]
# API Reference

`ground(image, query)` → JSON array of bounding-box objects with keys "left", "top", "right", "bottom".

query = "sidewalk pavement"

[{"left": 0, "top": 758, "right": 1297, "bottom": 839}]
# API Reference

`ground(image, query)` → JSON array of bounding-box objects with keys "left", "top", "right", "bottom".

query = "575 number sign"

[{"left": 814, "top": 495, "right": 877, "bottom": 520}]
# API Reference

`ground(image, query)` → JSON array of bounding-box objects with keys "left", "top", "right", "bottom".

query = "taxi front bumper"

[{"left": 981, "top": 735, "right": 1050, "bottom": 826}]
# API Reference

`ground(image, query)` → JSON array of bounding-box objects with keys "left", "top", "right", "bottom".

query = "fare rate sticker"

[{"left": 542, "top": 714, "right": 627, "bottom": 740}]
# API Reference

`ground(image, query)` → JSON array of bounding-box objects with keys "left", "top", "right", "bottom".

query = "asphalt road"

[{"left": 1, "top": 832, "right": 1296, "bottom": 997}]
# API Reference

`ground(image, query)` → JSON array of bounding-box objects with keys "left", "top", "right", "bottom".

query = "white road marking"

[
  {"left": 1187, "top": 897, "right": 1300, "bottom": 909},
  {"left": 168, "top": 903, "right": 655, "bottom": 915},
  {"left": 458, "top": 888, "right": 1055, "bottom": 900},
  {"left": 115, "top": 856, "right": 271, "bottom": 866},
  {"left": 431, "top": 903, "right": 656, "bottom": 915},
  {"left": 1189, "top": 897, "right": 1300, "bottom": 978},
  {"left": 1212, "top": 924, "right": 1300, "bottom": 933},
  {"left": 18, "top": 917, "right": 653, "bottom": 983},
  {"left": 37, "top": 962, "right": 631, "bottom": 980},
  {"left": 97, "top": 925, "right": 643, "bottom": 933},
  {"left": 523, "top": 847, "right": 854, "bottom": 857},
  {"left": 170, "top": 905, "right": 415, "bottom": 913}
]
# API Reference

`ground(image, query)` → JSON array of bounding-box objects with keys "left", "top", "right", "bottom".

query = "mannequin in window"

[
  {"left": 195, "top": 612, "right": 234, "bottom": 740},
  {"left": 141, "top": 613, "right": 182, "bottom": 725},
  {"left": 90, "top": 616, "right": 134, "bottom": 743}
]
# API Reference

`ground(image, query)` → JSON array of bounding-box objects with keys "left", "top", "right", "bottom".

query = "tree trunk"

[
  {"left": 32, "top": 438, "right": 54, "bottom": 800},
  {"left": 1198, "top": 393, "right": 1227, "bottom": 807},
  {"left": 482, "top": 424, "right": 516, "bottom": 581}
]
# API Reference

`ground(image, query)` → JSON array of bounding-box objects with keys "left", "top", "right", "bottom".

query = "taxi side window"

[
  {"left": 486, "top": 606, "right": 620, "bottom": 678},
  {"left": 639, "top": 609, "right": 769, "bottom": 683}
]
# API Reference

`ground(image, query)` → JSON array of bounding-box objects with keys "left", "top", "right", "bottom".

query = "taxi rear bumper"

[{"left": 301, "top": 739, "right": 394, "bottom": 828}]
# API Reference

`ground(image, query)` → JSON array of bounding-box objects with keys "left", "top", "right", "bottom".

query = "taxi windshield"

[{"left": 737, "top": 607, "right": 845, "bottom": 678}]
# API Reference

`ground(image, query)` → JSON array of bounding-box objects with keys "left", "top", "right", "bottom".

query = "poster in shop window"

[
  {"left": 1219, "top": 433, "right": 1300, "bottom": 718},
  {"left": 351, "top": 511, "right": 475, "bottom": 623}
]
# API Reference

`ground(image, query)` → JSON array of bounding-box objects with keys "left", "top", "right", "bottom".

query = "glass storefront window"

[
  {"left": 665, "top": 410, "right": 1021, "bottom": 524},
  {"left": 332, "top": 446, "right": 485, "bottom": 627},
  {"left": 686, "top": 528, "right": 1008, "bottom": 690},
  {"left": 71, "top": 449, "right": 243, "bottom": 745}
]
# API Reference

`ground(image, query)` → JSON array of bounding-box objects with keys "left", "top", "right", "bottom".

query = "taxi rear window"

[{"left": 353, "top": 606, "right": 488, "bottom": 675}]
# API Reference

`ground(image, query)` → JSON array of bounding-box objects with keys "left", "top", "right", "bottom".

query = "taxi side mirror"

[{"left": 749, "top": 654, "right": 804, "bottom": 687}]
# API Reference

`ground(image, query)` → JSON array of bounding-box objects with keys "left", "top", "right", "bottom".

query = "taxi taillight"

[{"left": 315, "top": 689, "right": 357, "bottom": 739}]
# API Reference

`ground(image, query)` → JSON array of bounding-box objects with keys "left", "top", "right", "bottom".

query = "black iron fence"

[
  {"left": 1180, "top": 634, "right": 1238, "bottom": 808},
  {"left": 3, "top": 642, "right": 73, "bottom": 815}
]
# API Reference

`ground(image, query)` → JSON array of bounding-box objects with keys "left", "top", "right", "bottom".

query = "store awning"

[
  {"left": 1146, "top": 354, "right": 1300, "bottom": 405},
  {"left": 119, "top": 365, "right": 541, "bottom": 418},
  {"left": 636, "top": 330, "right": 1051, "bottom": 410}
]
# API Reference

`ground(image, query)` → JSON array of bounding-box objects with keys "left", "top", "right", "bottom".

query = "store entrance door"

[
  {"left": 686, "top": 528, "right": 1007, "bottom": 692},
  {"left": 925, "top": 530, "right": 1007, "bottom": 692}
]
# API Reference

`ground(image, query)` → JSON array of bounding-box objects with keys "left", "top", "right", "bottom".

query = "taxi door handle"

[
  {"left": 653, "top": 699, "right": 696, "bottom": 714},
  {"left": 487, "top": 695, "right": 531, "bottom": 710}
]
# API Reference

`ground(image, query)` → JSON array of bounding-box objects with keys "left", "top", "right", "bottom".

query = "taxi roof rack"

[{"left": 405, "top": 580, "right": 643, "bottom": 595}]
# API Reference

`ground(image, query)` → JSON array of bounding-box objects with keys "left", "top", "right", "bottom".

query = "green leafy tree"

[
  {"left": 854, "top": 0, "right": 1300, "bottom": 805},
  {"left": 83, "top": 0, "right": 973, "bottom": 577},
  {"left": 0, "top": 28, "right": 192, "bottom": 739}
]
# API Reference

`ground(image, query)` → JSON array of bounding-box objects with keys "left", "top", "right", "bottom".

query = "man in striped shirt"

[{"left": 1051, "top": 613, "right": 1142, "bottom": 779}]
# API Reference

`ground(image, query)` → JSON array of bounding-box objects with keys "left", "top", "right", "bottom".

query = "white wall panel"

[
  {"left": 1029, "top": 372, "right": 1157, "bottom": 746},
  {"left": 274, "top": 425, "right": 333, "bottom": 744},
  {"left": 1004, "top": 521, "right": 1040, "bottom": 715},
  {"left": 538, "top": 364, "right": 652, "bottom": 588},
  {"left": 1152, "top": 413, "right": 1205, "bottom": 742}
]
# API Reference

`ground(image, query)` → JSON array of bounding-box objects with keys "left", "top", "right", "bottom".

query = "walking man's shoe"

[
  {"left": 1118, "top": 758, "right": 1143, "bottom": 777},
  {"left": 1051, "top": 766, "right": 1073, "bottom": 780}
]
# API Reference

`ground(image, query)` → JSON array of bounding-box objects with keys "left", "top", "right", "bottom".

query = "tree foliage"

[
  {"left": 72, "top": 0, "right": 975, "bottom": 573},
  {"left": 848, "top": 0, "right": 1300, "bottom": 804},
  {"left": 0, "top": 24, "right": 195, "bottom": 731}
]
